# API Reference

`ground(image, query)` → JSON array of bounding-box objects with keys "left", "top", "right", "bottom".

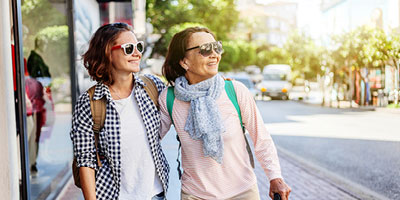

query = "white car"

[{"left": 258, "top": 64, "right": 292, "bottom": 100}]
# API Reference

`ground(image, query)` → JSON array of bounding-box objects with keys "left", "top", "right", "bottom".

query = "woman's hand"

[
  {"left": 269, "top": 178, "right": 291, "bottom": 200},
  {"left": 80, "top": 167, "right": 96, "bottom": 200}
]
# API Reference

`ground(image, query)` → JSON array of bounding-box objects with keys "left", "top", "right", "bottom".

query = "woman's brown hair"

[
  {"left": 82, "top": 22, "right": 132, "bottom": 85},
  {"left": 162, "top": 27, "right": 215, "bottom": 85}
]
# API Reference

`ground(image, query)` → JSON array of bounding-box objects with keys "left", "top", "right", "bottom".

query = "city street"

[{"left": 258, "top": 100, "right": 400, "bottom": 200}]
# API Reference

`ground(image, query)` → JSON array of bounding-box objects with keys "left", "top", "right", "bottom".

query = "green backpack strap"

[
  {"left": 166, "top": 86, "right": 182, "bottom": 179},
  {"left": 224, "top": 80, "right": 255, "bottom": 168},
  {"left": 225, "top": 80, "right": 245, "bottom": 132},
  {"left": 166, "top": 87, "right": 175, "bottom": 125}
]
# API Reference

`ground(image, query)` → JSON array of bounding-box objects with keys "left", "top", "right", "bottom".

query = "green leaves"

[
  {"left": 147, "top": 0, "right": 239, "bottom": 55},
  {"left": 282, "top": 31, "right": 323, "bottom": 80},
  {"left": 332, "top": 25, "right": 398, "bottom": 69},
  {"left": 21, "top": 0, "right": 68, "bottom": 77},
  {"left": 35, "top": 26, "right": 69, "bottom": 77}
]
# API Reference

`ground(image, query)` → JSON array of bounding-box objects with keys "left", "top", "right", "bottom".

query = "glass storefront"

[
  {"left": 13, "top": 0, "right": 73, "bottom": 198},
  {"left": 9, "top": 0, "right": 136, "bottom": 198}
]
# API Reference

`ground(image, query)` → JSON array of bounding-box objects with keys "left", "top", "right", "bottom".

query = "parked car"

[
  {"left": 226, "top": 74, "right": 260, "bottom": 99},
  {"left": 257, "top": 64, "right": 292, "bottom": 100},
  {"left": 244, "top": 65, "right": 263, "bottom": 84}
]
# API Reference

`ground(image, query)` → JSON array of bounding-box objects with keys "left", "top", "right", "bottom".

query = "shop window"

[{"left": 20, "top": 0, "right": 73, "bottom": 198}]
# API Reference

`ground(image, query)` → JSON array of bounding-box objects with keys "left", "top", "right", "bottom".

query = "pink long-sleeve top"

[{"left": 159, "top": 80, "right": 282, "bottom": 199}]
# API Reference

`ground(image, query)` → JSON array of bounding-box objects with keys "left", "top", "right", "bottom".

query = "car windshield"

[{"left": 264, "top": 73, "right": 287, "bottom": 81}]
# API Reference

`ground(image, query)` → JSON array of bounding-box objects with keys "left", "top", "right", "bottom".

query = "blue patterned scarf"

[{"left": 174, "top": 74, "right": 225, "bottom": 163}]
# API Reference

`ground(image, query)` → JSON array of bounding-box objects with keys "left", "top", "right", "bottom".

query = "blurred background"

[{"left": 3, "top": 0, "right": 399, "bottom": 199}]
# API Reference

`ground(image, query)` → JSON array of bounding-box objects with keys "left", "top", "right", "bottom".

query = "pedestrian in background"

[
  {"left": 159, "top": 27, "right": 291, "bottom": 200},
  {"left": 11, "top": 26, "right": 45, "bottom": 175},
  {"left": 25, "top": 65, "right": 45, "bottom": 175},
  {"left": 70, "top": 22, "right": 169, "bottom": 200}
]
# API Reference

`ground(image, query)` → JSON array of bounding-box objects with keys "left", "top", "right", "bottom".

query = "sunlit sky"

[
  {"left": 252, "top": 0, "right": 400, "bottom": 40},
  {"left": 295, "top": 0, "right": 323, "bottom": 38}
]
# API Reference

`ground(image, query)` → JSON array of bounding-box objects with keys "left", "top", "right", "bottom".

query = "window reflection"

[{"left": 21, "top": 0, "right": 72, "bottom": 199}]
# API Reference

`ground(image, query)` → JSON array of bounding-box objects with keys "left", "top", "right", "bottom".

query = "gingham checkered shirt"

[{"left": 70, "top": 74, "right": 169, "bottom": 200}]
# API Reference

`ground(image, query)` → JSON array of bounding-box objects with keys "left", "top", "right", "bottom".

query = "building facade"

[
  {"left": 321, "top": 0, "right": 400, "bottom": 40},
  {"left": 236, "top": 0, "right": 298, "bottom": 46}
]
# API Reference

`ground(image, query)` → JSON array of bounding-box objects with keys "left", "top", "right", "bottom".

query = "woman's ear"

[{"left": 179, "top": 59, "right": 189, "bottom": 71}]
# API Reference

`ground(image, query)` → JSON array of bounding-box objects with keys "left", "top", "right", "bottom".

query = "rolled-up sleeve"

[
  {"left": 234, "top": 81, "right": 283, "bottom": 181},
  {"left": 70, "top": 92, "right": 97, "bottom": 170}
]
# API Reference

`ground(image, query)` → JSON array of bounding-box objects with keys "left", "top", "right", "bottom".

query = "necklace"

[
  {"left": 109, "top": 86, "right": 122, "bottom": 99},
  {"left": 110, "top": 86, "right": 133, "bottom": 100},
  {"left": 112, "top": 91, "right": 129, "bottom": 114},
  {"left": 110, "top": 86, "right": 133, "bottom": 114}
]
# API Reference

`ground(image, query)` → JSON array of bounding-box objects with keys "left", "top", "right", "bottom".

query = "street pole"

[
  {"left": 109, "top": 2, "right": 116, "bottom": 23},
  {"left": 132, "top": 0, "right": 148, "bottom": 67},
  {"left": 132, "top": 0, "right": 146, "bottom": 39},
  {"left": 67, "top": 0, "right": 78, "bottom": 109}
]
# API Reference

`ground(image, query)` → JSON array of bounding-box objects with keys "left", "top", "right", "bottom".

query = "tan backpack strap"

[
  {"left": 140, "top": 75, "right": 159, "bottom": 107},
  {"left": 88, "top": 85, "right": 105, "bottom": 167}
]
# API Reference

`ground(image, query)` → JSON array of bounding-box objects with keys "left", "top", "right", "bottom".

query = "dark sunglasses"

[
  {"left": 111, "top": 41, "right": 144, "bottom": 55},
  {"left": 185, "top": 41, "right": 224, "bottom": 57}
]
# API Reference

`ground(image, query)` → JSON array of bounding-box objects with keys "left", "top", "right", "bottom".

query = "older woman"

[
  {"left": 70, "top": 22, "right": 169, "bottom": 200},
  {"left": 159, "top": 27, "right": 291, "bottom": 200}
]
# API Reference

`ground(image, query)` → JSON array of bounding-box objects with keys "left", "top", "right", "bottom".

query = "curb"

[
  {"left": 296, "top": 100, "right": 377, "bottom": 112},
  {"left": 299, "top": 99, "right": 400, "bottom": 114},
  {"left": 53, "top": 176, "right": 73, "bottom": 200},
  {"left": 276, "top": 146, "right": 390, "bottom": 200}
]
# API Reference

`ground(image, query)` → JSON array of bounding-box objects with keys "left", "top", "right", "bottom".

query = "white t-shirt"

[{"left": 114, "top": 90, "right": 163, "bottom": 200}]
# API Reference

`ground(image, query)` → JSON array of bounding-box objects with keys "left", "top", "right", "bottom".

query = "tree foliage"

[
  {"left": 146, "top": 0, "right": 239, "bottom": 55},
  {"left": 21, "top": 0, "right": 69, "bottom": 77},
  {"left": 21, "top": 0, "right": 66, "bottom": 34},
  {"left": 255, "top": 46, "right": 288, "bottom": 68},
  {"left": 283, "top": 31, "right": 323, "bottom": 80},
  {"left": 219, "top": 40, "right": 240, "bottom": 71},
  {"left": 35, "top": 25, "right": 69, "bottom": 77}
]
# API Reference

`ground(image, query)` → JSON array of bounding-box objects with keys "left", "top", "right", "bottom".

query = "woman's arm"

[
  {"left": 70, "top": 92, "right": 99, "bottom": 199},
  {"left": 234, "top": 81, "right": 291, "bottom": 199},
  {"left": 80, "top": 167, "right": 96, "bottom": 200},
  {"left": 233, "top": 81, "right": 282, "bottom": 180}
]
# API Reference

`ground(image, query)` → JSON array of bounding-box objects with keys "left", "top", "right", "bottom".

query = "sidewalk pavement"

[
  {"left": 255, "top": 146, "right": 384, "bottom": 200},
  {"left": 255, "top": 151, "right": 359, "bottom": 200},
  {"left": 55, "top": 129, "right": 374, "bottom": 200},
  {"left": 30, "top": 113, "right": 73, "bottom": 200},
  {"left": 55, "top": 147, "right": 365, "bottom": 200}
]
